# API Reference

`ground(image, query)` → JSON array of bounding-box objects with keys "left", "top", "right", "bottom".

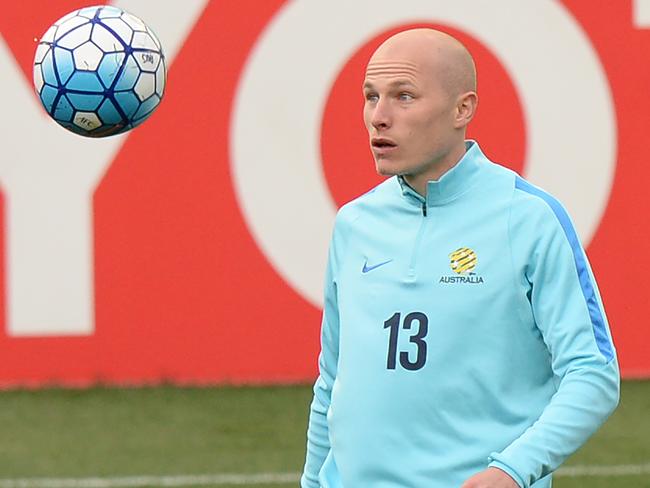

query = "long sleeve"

[
  {"left": 488, "top": 177, "right": 620, "bottom": 487},
  {"left": 301, "top": 235, "right": 341, "bottom": 488}
]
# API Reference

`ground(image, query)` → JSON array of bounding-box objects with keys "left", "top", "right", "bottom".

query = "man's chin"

[{"left": 375, "top": 161, "right": 401, "bottom": 177}]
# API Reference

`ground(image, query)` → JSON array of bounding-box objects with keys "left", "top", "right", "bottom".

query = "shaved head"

[
  {"left": 362, "top": 28, "right": 479, "bottom": 195},
  {"left": 367, "top": 28, "right": 476, "bottom": 97}
]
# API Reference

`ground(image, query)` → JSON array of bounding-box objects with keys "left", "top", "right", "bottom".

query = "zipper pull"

[{"left": 422, "top": 202, "right": 427, "bottom": 217}]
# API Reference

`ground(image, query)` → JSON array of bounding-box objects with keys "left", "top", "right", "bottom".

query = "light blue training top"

[{"left": 301, "top": 141, "right": 619, "bottom": 488}]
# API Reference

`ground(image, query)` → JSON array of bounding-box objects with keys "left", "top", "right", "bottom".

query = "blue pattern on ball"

[
  {"left": 98, "top": 99, "right": 121, "bottom": 124},
  {"left": 66, "top": 72, "right": 104, "bottom": 92},
  {"left": 53, "top": 95, "right": 74, "bottom": 122},
  {"left": 98, "top": 6, "right": 123, "bottom": 19},
  {"left": 114, "top": 91, "right": 140, "bottom": 119},
  {"left": 40, "top": 85, "right": 59, "bottom": 112},
  {"left": 98, "top": 53, "right": 126, "bottom": 87},
  {"left": 114, "top": 55, "right": 140, "bottom": 91},
  {"left": 134, "top": 94, "right": 161, "bottom": 122},
  {"left": 67, "top": 93, "right": 104, "bottom": 111},
  {"left": 54, "top": 48, "right": 75, "bottom": 85},
  {"left": 41, "top": 51, "right": 57, "bottom": 86}
]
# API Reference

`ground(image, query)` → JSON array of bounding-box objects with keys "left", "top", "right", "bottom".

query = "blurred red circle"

[{"left": 320, "top": 23, "right": 526, "bottom": 208}]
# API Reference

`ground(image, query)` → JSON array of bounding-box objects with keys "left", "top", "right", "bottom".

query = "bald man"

[{"left": 301, "top": 29, "right": 619, "bottom": 488}]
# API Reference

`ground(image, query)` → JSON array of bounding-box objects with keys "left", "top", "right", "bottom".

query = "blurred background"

[{"left": 0, "top": 1, "right": 648, "bottom": 487}]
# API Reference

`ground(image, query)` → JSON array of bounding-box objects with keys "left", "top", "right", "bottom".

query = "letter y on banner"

[{"left": 0, "top": 0, "right": 208, "bottom": 336}]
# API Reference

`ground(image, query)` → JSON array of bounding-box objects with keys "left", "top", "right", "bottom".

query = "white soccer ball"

[{"left": 33, "top": 5, "right": 166, "bottom": 137}]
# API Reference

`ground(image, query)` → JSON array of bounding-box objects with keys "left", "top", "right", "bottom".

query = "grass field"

[{"left": 0, "top": 381, "right": 648, "bottom": 487}]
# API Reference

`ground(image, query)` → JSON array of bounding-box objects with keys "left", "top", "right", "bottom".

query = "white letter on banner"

[
  {"left": 0, "top": 0, "right": 208, "bottom": 336},
  {"left": 634, "top": 0, "right": 650, "bottom": 27},
  {"left": 231, "top": 0, "right": 616, "bottom": 308}
]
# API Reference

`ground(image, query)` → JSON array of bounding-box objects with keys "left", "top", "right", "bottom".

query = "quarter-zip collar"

[{"left": 397, "top": 140, "right": 485, "bottom": 211}]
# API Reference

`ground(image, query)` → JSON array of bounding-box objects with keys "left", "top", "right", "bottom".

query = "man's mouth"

[{"left": 372, "top": 138, "right": 397, "bottom": 148}]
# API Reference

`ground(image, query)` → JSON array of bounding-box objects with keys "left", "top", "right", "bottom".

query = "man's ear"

[{"left": 454, "top": 91, "right": 478, "bottom": 129}]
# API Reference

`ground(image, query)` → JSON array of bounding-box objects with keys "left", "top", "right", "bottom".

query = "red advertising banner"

[{"left": 0, "top": 0, "right": 648, "bottom": 386}]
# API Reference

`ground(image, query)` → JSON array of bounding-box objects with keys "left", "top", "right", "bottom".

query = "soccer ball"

[{"left": 33, "top": 5, "right": 166, "bottom": 138}]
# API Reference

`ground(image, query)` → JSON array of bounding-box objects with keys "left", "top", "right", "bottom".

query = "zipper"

[{"left": 407, "top": 202, "right": 428, "bottom": 279}]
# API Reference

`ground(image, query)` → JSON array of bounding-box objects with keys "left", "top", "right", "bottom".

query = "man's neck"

[{"left": 403, "top": 142, "right": 468, "bottom": 197}]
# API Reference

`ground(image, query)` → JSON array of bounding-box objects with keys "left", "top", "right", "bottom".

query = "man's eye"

[
  {"left": 399, "top": 93, "right": 414, "bottom": 101},
  {"left": 365, "top": 93, "right": 379, "bottom": 102}
]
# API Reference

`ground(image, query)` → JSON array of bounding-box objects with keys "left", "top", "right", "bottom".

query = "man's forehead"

[
  {"left": 366, "top": 59, "right": 421, "bottom": 79},
  {"left": 363, "top": 59, "right": 425, "bottom": 87},
  {"left": 365, "top": 59, "right": 419, "bottom": 76}
]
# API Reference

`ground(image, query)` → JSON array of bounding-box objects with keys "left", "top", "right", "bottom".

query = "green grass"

[
  {"left": 554, "top": 380, "right": 650, "bottom": 487},
  {"left": 0, "top": 384, "right": 312, "bottom": 478},
  {"left": 0, "top": 381, "right": 647, "bottom": 487}
]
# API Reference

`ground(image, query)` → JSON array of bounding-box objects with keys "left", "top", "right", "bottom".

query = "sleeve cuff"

[{"left": 488, "top": 457, "right": 526, "bottom": 488}]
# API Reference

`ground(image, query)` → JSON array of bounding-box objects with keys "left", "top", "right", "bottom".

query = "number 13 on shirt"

[{"left": 384, "top": 312, "right": 429, "bottom": 371}]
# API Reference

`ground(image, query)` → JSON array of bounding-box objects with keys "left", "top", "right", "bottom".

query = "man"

[{"left": 301, "top": 28, "right": 619, "bottom": 488}]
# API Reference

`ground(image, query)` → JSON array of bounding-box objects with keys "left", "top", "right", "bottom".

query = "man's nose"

[{"left": 371, "top": 99, "right": 391, "bottom": 130}]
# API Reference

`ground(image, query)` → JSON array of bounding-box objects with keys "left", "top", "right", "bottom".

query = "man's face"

[{"left": 363, "top": 56, "right": 458, "bottom": 179}]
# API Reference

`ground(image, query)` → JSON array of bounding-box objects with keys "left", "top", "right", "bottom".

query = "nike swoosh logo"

[{"left": 362, "top": 259, "right": 393, "bottom": 273}]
